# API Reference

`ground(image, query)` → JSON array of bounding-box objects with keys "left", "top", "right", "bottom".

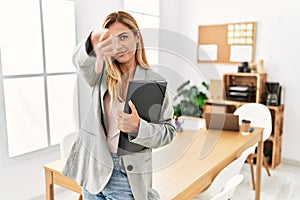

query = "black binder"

[{"left": 118, "top": 80, "right": 167, "bottom": 155}]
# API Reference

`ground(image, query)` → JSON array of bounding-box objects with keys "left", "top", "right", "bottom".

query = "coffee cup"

[{"left": 240, "top": 119, "right": 251, "bottom": 135}]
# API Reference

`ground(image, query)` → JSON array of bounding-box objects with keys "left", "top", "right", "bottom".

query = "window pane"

[
  {"left": 47, "top": 74, "right": 77, "bottom": 145},
  {"left": 3, "top": 77, "right": 48, "bottom": 157},
  {"left": 124, "top": 0, "right": 159, "bottom": 16},
  {"left": 0, "top": 0, "right": 44, "bottom": 75},
  {"left": 127, "top": 12, "right": 159, "bottom": 65},
  {"left": 129, "top": 12, "right": 159, "bottom": 29},
  {"left": 42, "top": 0, "right": 76, "bottom": 73}
]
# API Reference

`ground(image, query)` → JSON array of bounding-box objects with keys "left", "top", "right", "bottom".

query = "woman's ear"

[
  {"left": 135, "top": 34, "right": 141, "bottom": 49},
  {"left": 135, "top": 33, "right": 141, "bottom": 44}
]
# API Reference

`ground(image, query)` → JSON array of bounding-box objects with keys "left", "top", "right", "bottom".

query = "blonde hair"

[{"left": 102, "top": 11, "right": 151, "bottom": 101}]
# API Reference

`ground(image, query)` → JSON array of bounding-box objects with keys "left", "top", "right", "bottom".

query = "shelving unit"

[
  {"left": 266, "top": 105, "right": 284, "bottom": 168},
  {"left": 223, "top": 73, "right": 267, "bottom": 103},
  {"left": 204, "top": 72, "right": 284, "bottom": 169}
]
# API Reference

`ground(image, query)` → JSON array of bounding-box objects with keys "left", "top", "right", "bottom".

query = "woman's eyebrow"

[{"left": 118, "top": 32, "right": 129, "bottom": 37}]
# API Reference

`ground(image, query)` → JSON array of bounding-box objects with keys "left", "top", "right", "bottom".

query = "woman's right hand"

[{"left": 91, "top": 28, "right": 118, "bottom": 74}]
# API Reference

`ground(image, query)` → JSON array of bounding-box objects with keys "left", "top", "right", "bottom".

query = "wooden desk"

[
  {"left": 153, "top": 128, "right": 263, "bottom": 200},
  {"left": 44, "top": 160, "right": 82, "bottom": 200},
  {"left": 44, "top": 128, "right": 263, "bottom": 200}
]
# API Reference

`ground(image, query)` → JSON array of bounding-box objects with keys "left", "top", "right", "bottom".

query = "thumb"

[
  {"left": 99, "top": 28, "right": 110, "bottom": 42},
  {"left": 129, "top": 100, "right": 138, "bottom": 114}
]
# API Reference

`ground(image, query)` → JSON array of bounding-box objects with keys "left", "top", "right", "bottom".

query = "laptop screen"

[{"left": 204, "top": 112, "right": 240, "bottom": 131}]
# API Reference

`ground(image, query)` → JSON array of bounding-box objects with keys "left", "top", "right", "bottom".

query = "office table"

[
  {"left": 44, "top": 127, "right": 263, "bottom": 200},
  {"left": 153, "top": 127, "right": 263, "bottom": 200},
  {"left": 44, "top": 159, "right": 82, "bottom": 200}
]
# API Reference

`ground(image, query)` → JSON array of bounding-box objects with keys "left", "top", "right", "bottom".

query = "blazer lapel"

[
  {"left": 133, "top": 65, "right": 146, "bottom": 80},
  {"left": 91, "top": 70, "right": 107, "bottom": 134},
  {"left": 100, "top": 70, "right": 107, "bottom": 112},
  {"left": 98, "top": 65, "right": 146, "bottom": 104}
]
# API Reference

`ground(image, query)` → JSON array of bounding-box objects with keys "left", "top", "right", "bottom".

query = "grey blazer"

[{"left": 62, "top": 39, "right": 176, "bottom": 200}]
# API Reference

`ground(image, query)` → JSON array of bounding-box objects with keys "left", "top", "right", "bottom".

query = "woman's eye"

[{"left": 120, "top": 35, "right": 128, "bottom": 40}]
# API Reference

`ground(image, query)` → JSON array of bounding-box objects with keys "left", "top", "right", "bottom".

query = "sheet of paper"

[
  {"left": 230, "top": 45, "right": 252, "bottom": 62},
  {"left": 198, "top": 44, "right": 218, "bottom": 61}
]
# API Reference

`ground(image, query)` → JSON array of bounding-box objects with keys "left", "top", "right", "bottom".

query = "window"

[
  {"left": 124, "top": 0, "right": 160, "bottom": 66},
  {"left": 0, "top": 0, "right": 78, "bottom": 158}
]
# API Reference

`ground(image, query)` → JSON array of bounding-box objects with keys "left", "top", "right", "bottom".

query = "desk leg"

[
  {"left": 255, "top": 134, "right": 263, "bottom": 200},
  {"left": 45, "top": 169, "right": 54, "bottom": 200}
]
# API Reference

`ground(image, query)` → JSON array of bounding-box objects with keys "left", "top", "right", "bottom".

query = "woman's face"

[{"left": 108, "top": 21, "right": 140, "bottom": 65}]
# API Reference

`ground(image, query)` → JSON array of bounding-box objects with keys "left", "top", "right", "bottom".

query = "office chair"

[
  {"left": 233, "top": 103, "right": 272, "bottom": 190},
  {"left": 210, "top": 174, "right": 244, "bottom": 200},
  {"left": 194, "top": 146, "right": 255, "bottom": 200}
]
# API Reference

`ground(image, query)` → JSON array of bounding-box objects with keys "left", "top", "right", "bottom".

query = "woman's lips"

[{"left": 116, "top": 50, "right": 126, "bottom": 57}]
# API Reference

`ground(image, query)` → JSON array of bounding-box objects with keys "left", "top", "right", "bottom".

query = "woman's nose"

[{"left": 116, "top": 41, "right": 123, "bottom": 50}]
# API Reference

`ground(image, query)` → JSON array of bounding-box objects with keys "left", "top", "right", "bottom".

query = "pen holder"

[
  {"left": 240, "top": 119, "right": 251, "bottom": 135},
  {"left": 174, "top": 117, "right": 184, "bottom": 132}
]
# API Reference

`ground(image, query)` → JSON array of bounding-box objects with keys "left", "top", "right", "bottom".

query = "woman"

[{"left": 62, "top": 11, "right": 176, "bottom": 200}]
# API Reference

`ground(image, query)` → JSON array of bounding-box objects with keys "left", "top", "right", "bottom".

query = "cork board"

[{"left": 197, "top": 22, "right": 256, "bottom": 64}]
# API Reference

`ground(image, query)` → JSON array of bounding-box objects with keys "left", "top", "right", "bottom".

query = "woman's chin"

[
  {"left": 114, "top": 51, "right": 135, "bottom": 64},
  {"left": 115, "top": 55, "right": 133, "bottom": 64},
  {"left": 115, "top": 57, "right": 127, "bottom": 63}
]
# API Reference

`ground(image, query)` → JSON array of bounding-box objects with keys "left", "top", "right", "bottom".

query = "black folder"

[{"left": 118, "top": 80, "right": 167, "bottom": 155}]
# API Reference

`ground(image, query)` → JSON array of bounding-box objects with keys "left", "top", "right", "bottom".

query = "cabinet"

[{"left": 204, "top": 73, "right": 284, "bottom": 169}]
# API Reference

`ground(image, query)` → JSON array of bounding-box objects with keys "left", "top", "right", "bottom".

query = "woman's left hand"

[{"left": 117, "top": 100, "right": 140, "bottom": 134}]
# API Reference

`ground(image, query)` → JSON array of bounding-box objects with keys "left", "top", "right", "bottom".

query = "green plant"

[
  {"left": 173, "top": 80, "right": 209, "bottom": 118},
  {"left": 264, "top": 148, "right": 271, "bottom": 157}
]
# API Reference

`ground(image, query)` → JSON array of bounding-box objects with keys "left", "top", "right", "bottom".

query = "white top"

[
  {"left": 103, "top": 92, "right": 125, "bottom": 153},
  {"left": 103, "top": 69, "right": 135, "bottom": 153}
]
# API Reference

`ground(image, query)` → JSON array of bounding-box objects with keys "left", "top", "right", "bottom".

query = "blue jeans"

[{"left": 82, "top": 154, "right": 134, "bottom": 200}]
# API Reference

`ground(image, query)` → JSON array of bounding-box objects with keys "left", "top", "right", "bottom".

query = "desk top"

[
  {"left": 44, "top": 159, "right": 65, "bottom": 173},
  {"left": 153, "top": 127, "right": 262, "bottom": 200}
]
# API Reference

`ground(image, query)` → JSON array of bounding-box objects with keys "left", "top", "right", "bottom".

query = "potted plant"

[
  {"left": 173, "top": 80, "right": 209, "bottom": 119},
  {"left": 264, "top": 148, "right": 272, "bottom": 164}
]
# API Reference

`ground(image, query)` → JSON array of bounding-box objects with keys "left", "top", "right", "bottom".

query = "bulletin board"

[{"left": 197, "top": 21, "right": 256, "bottom": 64}]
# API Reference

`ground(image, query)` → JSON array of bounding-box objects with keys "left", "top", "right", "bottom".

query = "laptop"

[{"left": 204, "top": 112, "right": 240, "bottom": 131}]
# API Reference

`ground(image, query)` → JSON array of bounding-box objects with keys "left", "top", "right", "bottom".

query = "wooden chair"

[{"left": 234, "top": 103, "right": 272, "bottom": 190}]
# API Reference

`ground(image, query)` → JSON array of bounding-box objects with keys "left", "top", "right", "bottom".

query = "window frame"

[
  {"left": 124, "top": 0, "right": 160, "bottom": 66},
  {"left": 0, "top": 0, "right": 79, "bottom": 162}
]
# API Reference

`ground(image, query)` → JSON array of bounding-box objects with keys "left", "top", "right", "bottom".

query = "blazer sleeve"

[
  {"left": 72, "top": 38, "right": 100, "bottom": 87},
  {"left": 128, "top": 91, "right": 176, "bottom": 149}
]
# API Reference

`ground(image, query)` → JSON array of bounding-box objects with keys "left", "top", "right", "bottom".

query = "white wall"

[
  {"left": 159, "top": 0, "right": 220, "bottom": 99},
  {"left": 0, "top": 1, "right": 123, "bottom": 200},
  {"left": 0, "top": 147, "right": 61, "bottom": 200},
  {"left": 160, "top": 0, "right": 300, "bottom": 162}
]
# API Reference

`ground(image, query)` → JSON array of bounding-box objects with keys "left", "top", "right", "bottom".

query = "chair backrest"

[
  {"left": 60, "top": 132, "right": 77, "bottom": 159},
  {"left": 209, "top": 174, "right": 244, "bottom": 200},
  {"left": 194, "top": 146, "right": 254, "bottom": 199},
  {"left": 233, "top": 103, "right": 272, "bottom": 142}
]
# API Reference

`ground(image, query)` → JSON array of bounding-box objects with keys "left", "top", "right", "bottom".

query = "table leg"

[
  {"left": 255, "top": 133, "right": 263, "bottom": 200},
  {"left": 45, "top": 169, "right": 54, "bottom": 200}
]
